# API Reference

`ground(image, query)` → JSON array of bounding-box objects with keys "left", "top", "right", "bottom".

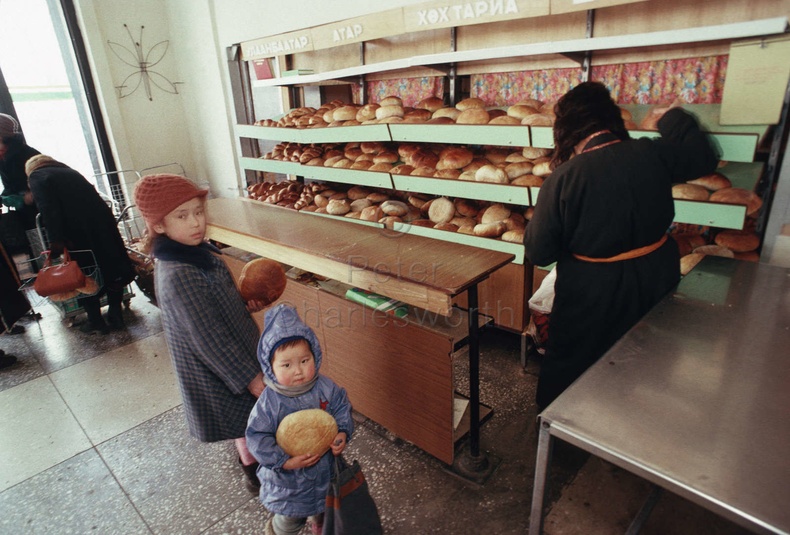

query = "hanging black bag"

[{"left": 323, "top": 455, "right": 383, "bottom": 535}]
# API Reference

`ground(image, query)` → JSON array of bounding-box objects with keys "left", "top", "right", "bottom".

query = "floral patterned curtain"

[{"left": 361, "top": 77, "right": 445, "bottom": 107}]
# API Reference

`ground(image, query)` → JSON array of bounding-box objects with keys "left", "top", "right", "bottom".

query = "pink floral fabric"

[
  {"left": 468, "top": 55, "right": 728, "bottom": 106},
  {"left": 362, "top": 77, "right": 444, "bottom": 107}
]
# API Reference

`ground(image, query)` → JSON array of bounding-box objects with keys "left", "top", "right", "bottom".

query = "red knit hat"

[{"left": 133, "top": 174, "right": 208, "bottom": 232}]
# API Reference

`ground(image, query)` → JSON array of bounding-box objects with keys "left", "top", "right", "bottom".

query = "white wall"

[{"left": 74, "top": 0, "right": 428, "bottom": 198}]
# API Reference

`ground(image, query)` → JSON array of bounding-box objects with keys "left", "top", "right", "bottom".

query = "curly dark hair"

[{"left": 550, "top": 81, "right": 630, "bottom": 168}]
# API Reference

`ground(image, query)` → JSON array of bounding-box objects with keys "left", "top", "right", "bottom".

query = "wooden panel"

[
  {"left": 551, "top": 0, "right": 647, "bottom": 15},
  {"left": 456, "top": 12, "right": 587, "bottom": 51},
  {"left": 402, "top": 0, "right": 550, "bottom": 33},
  {"left": 242, "top": 28, "right": 314, "bottom": 61},
  {"left": 205, "top": 198, "right": 514, "bottom": 315},
  {"left": 365, "top": 29, "right": 452, "bottom": 65},
  {"left": 454, "top": 262, "right": 530, "bottom": 332},
  {"left": 594, "top": 0, "right": 790, "bottom": 37},
  {"left": 317, "top": 289, "right": 456, "bottom": 464},
  {"left": 291, "top": 42, "right": 361, "bottom": 73},
  {"left": 311, "top": 10, "right": 405, "bottom": 51}
]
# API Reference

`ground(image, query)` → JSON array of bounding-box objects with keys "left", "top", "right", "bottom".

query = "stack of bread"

[{"left": 260, "top": 140, "right": 552, "bottom": 186}]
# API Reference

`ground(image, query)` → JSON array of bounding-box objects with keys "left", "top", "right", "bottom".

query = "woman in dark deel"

[{"left": 524, "top": 81, "right": 718, "bottom": 409}]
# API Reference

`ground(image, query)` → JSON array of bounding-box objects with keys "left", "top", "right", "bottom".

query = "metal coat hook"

[{"left": 108, "top": 24, "right": 183, "bottom": 100}]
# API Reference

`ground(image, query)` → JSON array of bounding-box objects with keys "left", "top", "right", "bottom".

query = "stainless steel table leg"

[
  {"left": 625, "top": 485, "right": 663, "bottom": 535},
  {"left": 530, "top": 418, "right": 554, "bottom": 534}
]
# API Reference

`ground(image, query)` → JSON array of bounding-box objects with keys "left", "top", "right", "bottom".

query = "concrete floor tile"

[
  {"left": 48, "top": 332, "right": 180, "bottom": 445},
  {"left": 0, "top": 376, "right": 92, "bottom": 492},
  {"left": 0, "top": 449, "right": 149, "bottom": 534},
  {"left": 98, "top": 407, "right": 258, "bottom": 534}
]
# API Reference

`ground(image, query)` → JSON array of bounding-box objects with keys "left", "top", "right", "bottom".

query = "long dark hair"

[{"left": 550, "top": 81, "right": 630, "bottom": 168}]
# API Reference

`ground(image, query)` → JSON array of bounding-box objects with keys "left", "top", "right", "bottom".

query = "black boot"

[
  {"left": 239, "top": 458, "right": 261, "bottom": 493},
  {"left": 105, "top": 287, "right": 125, "bottom": 330},
  {"left": 78, "top": 296, "right": 109, "bottom": 335}
]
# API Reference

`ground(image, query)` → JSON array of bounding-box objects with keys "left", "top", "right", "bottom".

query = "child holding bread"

[
  {"left": 133, "top": 174, "right": 266, "bottom": 492},
  {"left": 246, "top": 304, "right": 353, "bottom": 535}
]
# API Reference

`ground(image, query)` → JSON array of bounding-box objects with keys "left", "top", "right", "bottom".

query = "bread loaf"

[
  {"left": 427, "top": 116, "right": 456, "bottom": 125},
  {"left": 456, "top": 97, "right": 485, "bottom": 110},
  {"left": 428, "top": 197, "right": 455, "bottom": 224},
  {"left": 276, "top": 409, "right": 338, "bottom": 457},
  {"left": 475, "top": 164, "right": 508, "bottom": 184},
  {"left": 350, "top": 160, "right": 373, "bottom": 170},
  {"left": 709, "top": 187, "right": 763, "bottom": 216},
  {"left": 350, "top": 198, "right": 372, "bottom": 212},
  {"left": 714, "top": 230, "right": 760, "bottom": 252},
  {"left": 454, "top": 198, "right": 479, "bottom": 218},
  {"left": 680, "top": 253, "right": 705, "bottom": 276},
  {"left": 504, "top": 161, "right": 534, "bottom": 179},
  {"left": 488, "top": 115, "right": 521, "bottom": 125},
  {"left": 375, "top": 105, "right": 404, "bottom": 120},
  {"left": 356, "top": 104, "right": 380, "bottom": 122},
  {"left": 415, "top": 96, "right": 444, "bottom": 112},
  {"left": 521, "top": 114, "right": 554, "bottom": 126},
  {"left": 380, "top": 95, "right": 402, "bottom": 107},
  {"left": 522, "top": 147, "right": 551, "bottom": 159},
  {"left": 687, "top": 172, "right": 732, "bottom": 191},
  {"left": 434, "top": 169, "right": 461, "bottom": 179},
  {"left": 366, "top": 192, "right": 390, "bottom": 203},
  {"left": 238, "top": 258, "right": 287, "bottom": 304},
  {"left": 480, "top": 203, "right": 511, "bottom": 223},
  {"left": 510, "top": 174, "right": 544, "bottom": 187},
  {"left": 693, "top": 244, "right": 735, "bottom": 258},
  {"left": 77, "top": 276, "right": 100, "bottom": 295},
  {"left": 432, "top": 107, "right": 461, "bottom": 121},
  {"left": 531, "top": 159, "right": 552, "bottom": 177},
  {"left": 380, "top": 200, "right": 409, "bottom": 217},
  {"left": 473, "top": 221, "right": 507, "bottom": 238},
  {"left": 437, "top": 147, "right": 474, "bottom": 170},
  {"left": 333, "top": 105, "right": 358, "bottom": 121},
  {"left": 390, "top": 164, "right": 415, "bottom": 176},
  {"left": 456, "top": 109, "right": 490, "bottom": 125},
  {"left": 517, "top": 98, "right": 544, "bottom": 109},
  {"left": 403, "top": 109, "right": 432, "bottom": 122},
  {"left": 360, "top": 205, "right": 384, "bottom": 222},
  {"left": 672, "top": 183, "right": 710, "bottom": 201},
  {"left": 507, "top": 104, "right": 540, "bottom": 119},
  {"left": 347, "top": 185, "right": 372, "bottom": 200},
  {"left": 326, "top": 199, "right": 351, "bottom": 215},
  {"left": 368, "top": 162, "right": 393, "bottom": 172},
  {"left": 501, "top": 230, "right": 524, "bottom": 243}
]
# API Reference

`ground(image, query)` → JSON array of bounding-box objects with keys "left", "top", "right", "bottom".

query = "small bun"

[
  {"left": 456, "top": 97, "right": 485, "bottom": 110},
  {"left": 415, "top": 96, "right": 444, "bottom": 112},
  {"left": 456, "top": 108, "right": 490, "bottom": 125},
  {"left": 238, "top": 258, "right": 287, "bottom": 304},
  {"left": 672, "top": 183, "right": 710, "bottom": 201},
  {"left": 380, "top": 95, "right": 402, "bottom": 107}
]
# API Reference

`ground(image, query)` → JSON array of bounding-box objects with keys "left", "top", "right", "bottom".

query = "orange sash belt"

[{"left": 572, "top": 235, "right": 668, "bottom": 263}]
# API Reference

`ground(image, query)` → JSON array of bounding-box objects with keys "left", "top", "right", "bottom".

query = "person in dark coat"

[
  {"left": 524, "top": 82, "right": 719, "bottom": 410},
  {"left": 25, "top": 155, "right": 135, "bottom": 334},
  {"left": 133, "top": 173, "right": 267, "bottom": 492},
  {"left": 1, "top": 239, "right": 31, "bottom": 369},
  {"left": 0, "top": 113, "right": 40, "bottom": 257}
]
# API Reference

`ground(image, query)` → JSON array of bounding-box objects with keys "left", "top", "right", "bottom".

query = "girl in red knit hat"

[{"left": 134, "top": 173, "right": 266, "bottom": 492}]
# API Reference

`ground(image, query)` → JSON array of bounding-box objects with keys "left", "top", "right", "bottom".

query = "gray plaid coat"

[{"left": 154, "top": 240, "right": 260, "bottom": 442}]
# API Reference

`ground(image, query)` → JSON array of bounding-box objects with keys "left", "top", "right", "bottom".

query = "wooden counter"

[{"left": 207, "top": 198, "right": 515, "bottom": 466}]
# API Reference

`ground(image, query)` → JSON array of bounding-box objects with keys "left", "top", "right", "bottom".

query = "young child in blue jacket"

[{"left": 247, "top": 304, "right": 353, "bottom": 535}]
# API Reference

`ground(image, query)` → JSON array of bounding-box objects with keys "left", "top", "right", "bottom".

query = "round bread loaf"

[
  {"left": 671, "top": 232, "right": 707, "bottom": 257},
  {"left": 373, "top": 151, "right": 399, "bottom": 164},
  {"left": 409, "top": 219, "right": 435, "bottom": 228},
  {"left": 415, "top": 96, "right": 444, "bottom": 112},
  {"left": 49, "top": 290, "right": 81, "bottom": 302},
  {"left": 326, "top": 199, "right": 351, "bottom": 215},
  {"left": 380, "top": 95, "right": 402, "bottom": 107},
  {"left": 380, "top": 200, "right": 409, "bottom": 217},
  {"left": 409, "top": 149, "right": 440, "bottom": 169},
  {"left": 350, "top": 198, "right": 373, "bottom": 212},
  {"left": 532, "top": 159, "right": 552, "bottom": 177},
  {"left": 693, "top": 244, "right": 735, "bottom": 258},
  {"left": 368, "top": 162, "right": 393, "bottom": 172},
  {"left": 276, "top": 409, "right": 338, "bottom": 457},
  {"left": 434, "top": 222, "right": 459, "bottom": 232},
  {"left": 450, "top": 216, "right": 476, "bottom": 229},
  {"left": 475, "top": 164, "right": 508, "bottom": 184},
  {"left": 456, "top": 97, "right": 485, "bottom": 110},
  {"left": 510, "top": 174, "right": 544, "bottom": 187},
  {"left": 507, "top": 104, "right": 540, "bottom": 119},
  {"left": 378, "top": 115, "right": 404, "bottom": 124},
  {"left": 404, "top": 109, "right": 432, "bottom": 122},
  {"left": 709, "top": 187, "right": 763, "bottom": 216},
  {"left": 350, "top": 160, "right": 373, "bottom": 170},
  {"left": 437, "top": 147, "right": 474, "bottom": 170},
  {"left": 356, "top": 104, "right": 380, "bottom": 122},
  {"left": 480, "top": 203, "right": 511, "bottom": 223},
  {"left": 458, "top": 170, "right": 477, "bottom": 181},
  {"left": 360, "top": 141, "right": 384, "bottom": 154},
  {"left": 411, "top": 166, "right": 435, "bottom": 177},
  {"left": 332, "top": 158, "right": 354, "bottom": 169},
  {"left": 238, "top": 258, "right": 287, "bottom": 304},
  {"left": 501, "top": 230, "right": 524, "bottom": 243},
  {"left": 432, "top": 107, "right": 461, "bottom": 121},
  {"left": 521, "top": 114, "right": 554, "bottom": 126},
  {"left": 687, "top": 172, "right": 732, "bottom": 191},
  {"left": 456, "top": 108, "right": 490, "bottom": 125},
  {"left": 333, "top": 105, "right": 358, "bottom": 121},
  {"left": 517, "top": 98, "right": 544, "bottom": 109},
  {"left": 375, "top": 105, "right": 404, "bottom": 120},
  {"left": 504, "top": 161, "right": 534, "bottom": 179},
  {"left": 360, "top": 205, "right": 385, "bottom": 222},
  {"left": 455, "top": 198, "right": 479, "bottom": 217},
  {"left": 347, "top": 185, "right": 372, "bottom": 200},
  {"left": 714, "top": 230, "right": 760, "bottom": 252},
  {"left": 488, "top": 115, "right": 521, "bottom": 125},
  {"left": 523, "top": 146, "right": 551, "bottom": 159},
  {"left": 390, "top": 164, "right": 415, "bottom": 176},
  {"left": 428, "top": 197, "right": 455, "bottom": 224},
  {"left": 367, "top": 192, "right": 390, "bottom": 203},
  {"left": 672, "top": 183, "right": 710, "bottom": 201}
]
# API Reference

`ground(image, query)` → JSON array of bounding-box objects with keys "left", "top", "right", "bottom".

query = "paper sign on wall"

[{"left": 720, "top": 36, "right": 790, "bottom": 125}]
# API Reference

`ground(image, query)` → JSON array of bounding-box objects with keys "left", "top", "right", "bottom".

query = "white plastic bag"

[{"left": 528, "top": 267, "right": 556, "bottom": 315}]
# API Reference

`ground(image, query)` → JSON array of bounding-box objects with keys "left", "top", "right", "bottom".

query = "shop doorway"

[{"left": 0, "top": 0, "right": 114, "bottom": 193}]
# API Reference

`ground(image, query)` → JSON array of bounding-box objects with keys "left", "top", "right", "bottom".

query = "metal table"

[{"left": 530, "top": 257, "right": 790, "bottom": 534}]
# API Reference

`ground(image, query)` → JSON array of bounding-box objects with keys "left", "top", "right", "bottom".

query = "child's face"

[
  {"left": 153, "top": 197, "right": 206, "bottom": 246},
  {"left": 272, "top": 340, "right": 316, "bottom": 387}
]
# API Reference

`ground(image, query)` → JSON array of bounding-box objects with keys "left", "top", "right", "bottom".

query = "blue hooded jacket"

[{"left": 246, "top": 304, "right": 354, "bottom": 517}]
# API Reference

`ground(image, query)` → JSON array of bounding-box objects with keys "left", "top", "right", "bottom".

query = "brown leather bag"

[{"left": 33, "top": 248, "right": 86, "bottom": 297}]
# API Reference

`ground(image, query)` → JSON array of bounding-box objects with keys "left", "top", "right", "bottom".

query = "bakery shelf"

[
  {"left": 392, "top": 222, "right": 525, "bottom": 265},
  {"left": 299, "top": 124, "right": 392, "bottom": 143},
  {"left": 294, "top": 166, "right": 395, "bottom": 189},
  {"left": 388, "top": 124, "right": 531, "bottom": 147},
  {"left": 300, "top": 209, "right": 385, "bottom": 229},
  {"left": 236, "top": 123, "right": 302, "bottom": 143},
  {"left": 392, "top": 175, "right": 531, "bottom": 206},
  {"left": 240, "top": 156, "right": 301, "bottom": 174},
  {"left": 673, "top": 200, "right": 746, "bottom": 229},
  {"left": 251, "top": 17, "right": 788, "bottom": 88}
]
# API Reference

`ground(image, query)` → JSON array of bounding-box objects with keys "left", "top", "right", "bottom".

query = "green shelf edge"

[{"left": 392, "top": 222, "right": 525, "bottom": 264}]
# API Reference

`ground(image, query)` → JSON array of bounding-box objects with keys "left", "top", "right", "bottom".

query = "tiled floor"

[{"left": 0, "top": 288, "right": 756, "bottom": 534}]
